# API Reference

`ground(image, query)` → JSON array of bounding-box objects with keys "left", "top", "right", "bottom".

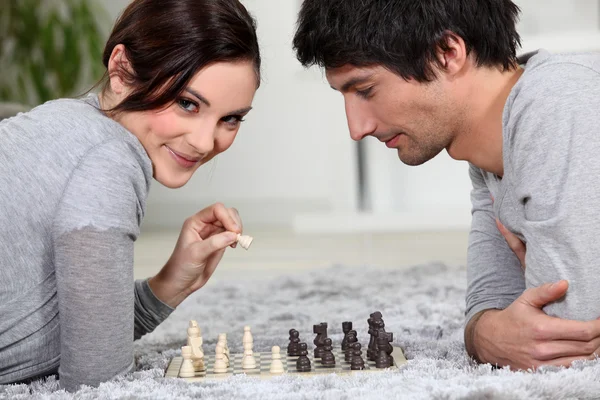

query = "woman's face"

[{"left": 116, "top": 61, "right": 257, "bottom": 188}]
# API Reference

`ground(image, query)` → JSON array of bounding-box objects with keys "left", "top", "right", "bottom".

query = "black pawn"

[
  {"left": 350, "top": 343, "right": 365, "bottom": 370},
  {"left": 320, "top": 338, "right": 336, "bottom": 367},
  {"left": 296, "top": 342, "right": 311, "bottom": 372},
  {"left": 287, "top": 329, "right": 301, "bottom": 356},
  {"left": 375, "top": 333, "right": 393, "bottom": 368},
  {"left": 344, "top": 330, "right": 358, "bottom": 362},
  {"left": 341, "top": 321, "right": 353, "bottom": 351}
]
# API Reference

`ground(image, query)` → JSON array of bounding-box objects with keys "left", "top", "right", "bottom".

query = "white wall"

[{"left": 103, "top": 1, "right": 600, "bottom": 232}]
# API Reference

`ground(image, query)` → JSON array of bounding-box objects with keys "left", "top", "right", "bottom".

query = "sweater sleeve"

[
  {"left": 464, "top": 164, "right": 526, "bottom": 325},
  {"left": 506, "top": 62, "right": 600, "bottom": 321},
  {"left": 51, "top": 140, "right": 172, "bottom": 392}
]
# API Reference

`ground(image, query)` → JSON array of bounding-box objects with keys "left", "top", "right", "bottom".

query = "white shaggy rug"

[{"left": 2, "top": 263, "right": 600, "bottom": 399}]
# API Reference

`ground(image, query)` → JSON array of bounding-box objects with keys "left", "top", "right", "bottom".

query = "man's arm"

[{"left": 464, "top": 164, "right": 526, "bottom": 361}]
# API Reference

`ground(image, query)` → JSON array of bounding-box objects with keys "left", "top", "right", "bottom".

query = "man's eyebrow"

[
  {"left": 331, "top": 75, "right": 374, "bottom": 92},
  {"left": 185, "top": 88, "right": 210, "bottom": 106}
]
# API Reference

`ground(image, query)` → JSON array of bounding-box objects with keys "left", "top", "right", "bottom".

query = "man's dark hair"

[{"left": 293, "top": 0, "right": 522, "bottom": 82}]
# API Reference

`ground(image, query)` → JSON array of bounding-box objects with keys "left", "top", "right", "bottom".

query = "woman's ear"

[{"left": 106, "top": 44, "right": 132, "bottom": 96}]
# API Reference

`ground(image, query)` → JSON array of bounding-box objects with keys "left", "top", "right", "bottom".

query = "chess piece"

[
  {"left": 344, "top": 330, "right": 358, "bottom": 362},
  {"left": 243, "top": 325, "right": 253, "bottom": 346},
  {"left": 375, "top": 332, "right": 393, "bottom": 368},
  {"left": 237, "top": 234, "right": 253, "bottom": 249},
  {"left": 287, "top": 329, "right": 301, "bottom": 356},
  {"left": 269, "top": 346, "right": 285, "bottom": 374},
  {"left": 213, "top": 345, "right": 228, "bottom": 373},
  {"left": 368, "top": 311, "right": 383, "bottom": 361},
  {"left": 296, "top": 342, "right": 311, "bottom": 372},
  {"left": 341, "top": 321, "right": 353, "bottom": 351},
  {"left": 187, "top": 321, "right": 205, "bottom": 371},
  {"left": 216, "top": 343, "right": 229, "bottom": 367},
  {"left": 313, "top": 322, "right": 328, "bottom": 359},
  {"left": 320, "top": 338, "right": 336, "bottom": 367},
  {"left": 350, "top": 343, "right": 365, "bottom": 370},
  {"left": 218, "top": 333, "right": 230, "bottom": 357},
  {"left": 242, "top": 341, "right": 257, "bottom": 369},
  {"left": 180, "top": 346, "right": 196, "bottom": 377}
]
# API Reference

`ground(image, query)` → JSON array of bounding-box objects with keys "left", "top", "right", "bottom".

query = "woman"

[{"left": 0, "top": 0, "right": 260, "bottom": 392}]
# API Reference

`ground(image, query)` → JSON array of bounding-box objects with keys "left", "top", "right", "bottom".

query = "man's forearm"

[{"left": 464, "top": 309, "right": 495, "bottom": 363}]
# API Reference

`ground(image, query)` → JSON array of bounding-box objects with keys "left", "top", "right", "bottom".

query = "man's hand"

[
  {"left": 467, "top": 280, "right": 600, "bottom": 369},
  {"left": 149, "top": 203, "right": 242, "bottom": 307},
  {"left": 496, "top": 218, "right": 526, "bottom": 269}
]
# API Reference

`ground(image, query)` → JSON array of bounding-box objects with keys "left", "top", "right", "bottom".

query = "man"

[{"left": 293, "top": 0, "right": 600, "bottom": 369}]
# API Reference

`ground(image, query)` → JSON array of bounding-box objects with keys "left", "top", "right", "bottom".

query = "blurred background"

[{"left": 2, "top": 0, "right": 600, "bottom": 275}]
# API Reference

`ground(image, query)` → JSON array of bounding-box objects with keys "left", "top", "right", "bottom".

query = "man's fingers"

[
  {"left": 496, "top": 218, "right": 526, "bottom": 264},
  {"left": 520, "top": 280, "right": 569, "bottom": 309},
  {"left": 533, "top": 337, "right": 600, "bottom": 360},
  {"left": 539, "top": 317, "right": 600, "bottom": 341},
  {"left": 536, "top": 352, "right": 598, "bottom": 368}
]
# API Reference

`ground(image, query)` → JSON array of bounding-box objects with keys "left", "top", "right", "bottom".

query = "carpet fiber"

[{"left": 2, "top": 263, "right": 600, "bottom": 399}]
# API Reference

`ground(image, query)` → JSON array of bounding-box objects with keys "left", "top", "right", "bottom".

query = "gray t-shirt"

[
  {"left": 0, "top": 94, "right": 174, "bottom": 391},
  {"left": 466, "top": 49, "right": 600, "bottom": 324}
]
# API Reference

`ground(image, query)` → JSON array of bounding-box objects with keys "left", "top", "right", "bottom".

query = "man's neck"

[{"left": 447, "top": 65, "right": 524, "bottom": 177}]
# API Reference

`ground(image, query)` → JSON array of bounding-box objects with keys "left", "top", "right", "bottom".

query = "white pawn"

[
  {"left": 269, "top": 346, "right": 285, "bottom": 374},
  {"left": 242, "top": 341, "right": 256, "bottom": 369},
  {"left": 180, "top": 346, "right": 196, "bottom": 378},
  {"left": 218, "top": 333, "right": 230, "bottom": 358},
  {"left": 216, "top": 343, "right": 230, "bottom": 367},
  {"left": 237, "top": 234, "right": 253, "bottom": 250},
  {"left": 213, "top": 345, "right": 228, "bottom": 373},
  {"left": 242, "top": 326, "right": 253, "bottom": 346}
]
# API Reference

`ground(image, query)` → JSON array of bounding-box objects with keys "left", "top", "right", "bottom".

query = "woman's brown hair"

[{"left": 99, "top": 0, "right": 261, "bottom": 114}]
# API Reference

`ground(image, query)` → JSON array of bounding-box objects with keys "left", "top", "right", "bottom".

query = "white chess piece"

[
  {"left": 242, "top": 326, "right": 253, "bottom": 346},
  {"left": 236, "top": 234, "right": 253, "bottom": 250},
  {"left": 213, "top": 345, "right": 228, "bottom": 373},
  {"left": 216, "top": 343, "right": 230, "bottom": 367},
  {"left": 187, "top": 321, "right": 205, "bottom": 370},
  {"left": 180, "top": 346, "right": 196, "bottom": 378},
  {"left": 242, "top": 341, "right": 256, "bottom": 369},
  {"left": 218, "top": 333, "right": 230, "bottom": 358},
  {"left": 269, "top": 346, "right": 285, "bottom": 374}
]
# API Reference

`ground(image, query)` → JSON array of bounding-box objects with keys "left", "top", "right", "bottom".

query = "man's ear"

[
  {"left": 106, "top": 44, "right": 133, "bottom": 96},
  {"left": 434, "top": 31, "right": 468, "bottom": 80}
]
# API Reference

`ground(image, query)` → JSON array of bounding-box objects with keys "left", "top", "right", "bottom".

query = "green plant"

[{"left": 0, "top": 0, "right": 110, "bottom": 106}]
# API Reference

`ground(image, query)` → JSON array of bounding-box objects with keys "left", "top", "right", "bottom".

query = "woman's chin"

[{"left": 154, "top": 170, "right": 193, "bottom": 189}]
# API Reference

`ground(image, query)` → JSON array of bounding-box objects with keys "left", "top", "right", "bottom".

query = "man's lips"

[{"left": 381, "top": 134, "right": 401, "bottom": 148}]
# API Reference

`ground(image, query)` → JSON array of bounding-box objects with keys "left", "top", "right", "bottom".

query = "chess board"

[{"left": 165, "top": 345, "right": 408, "bottom": 381}]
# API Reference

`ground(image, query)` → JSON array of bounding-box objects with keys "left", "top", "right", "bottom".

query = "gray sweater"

[
  {"left": 0, "top": 94, "right": 174, "bottom": 391},
  {"left": 466, "top": 49, "right": 600, "bottom": 324}
]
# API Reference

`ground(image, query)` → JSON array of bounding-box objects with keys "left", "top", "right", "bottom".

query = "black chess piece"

[
  {"left": 375, "top": 332, "right": 393, "bottom": 368},
  {"left": 313, "top": 322, "right": 328, "bottom": 359},
  {"left": 350, "top": 343, "right": 365, "bottom": 370},
  {"left": 296, "top": 342, "right": 311, "bottom": 372},
  {"left": 341, "top": 321, "right": 353, "bottom": 351},
  {"left": 287, "top": 329, "right": 301, "bottom": 356},
  {"left": 320, "top": 338, "right": 336, "bottom": 367},
  {"left": 344, "top": 330, "right": 358, "bottom": 362},
  {"left": 368, "top": 311, "right": 383, "bottom": 361}
]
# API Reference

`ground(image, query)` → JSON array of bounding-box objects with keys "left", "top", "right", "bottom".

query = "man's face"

[{"left": 326, "top": 65, "right": 460, "bottom": 166}]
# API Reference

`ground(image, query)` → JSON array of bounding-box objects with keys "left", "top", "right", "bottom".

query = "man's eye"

[
  {"left": 356, "top": 87, "right": 373, "bottom": 99},
  {"left": 177, "top": 98, "right": 199, "bottom": 112}
]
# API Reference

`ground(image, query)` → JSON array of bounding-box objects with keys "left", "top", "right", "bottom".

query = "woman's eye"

[
  {"left": 222, "top": 115, "right": 245, "bottom": 126},
  {"left": 177, "top": 98, "right": 199, "bottom": 112}
]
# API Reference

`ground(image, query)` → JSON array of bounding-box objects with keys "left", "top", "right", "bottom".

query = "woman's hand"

[{"left": 148, "top": 203, "right": 242, "bottom": 307}]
